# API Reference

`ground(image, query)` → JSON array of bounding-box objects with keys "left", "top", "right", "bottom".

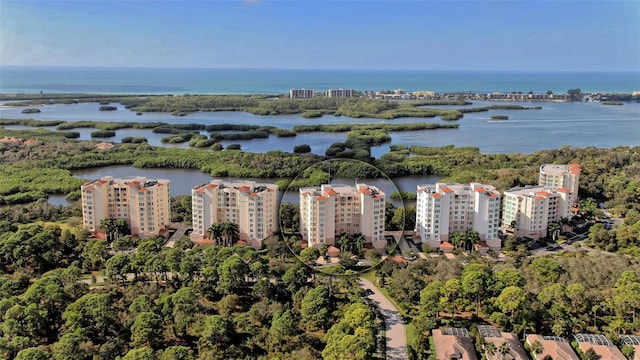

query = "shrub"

[
  {"left": 293, "top": 144, "right": 311, "bottom": 154},
  {"left": 90, "top": 130, "right": 116, "bottom": 138},
  {"left": 62, "top": 131, "right": 80, "bottom": 139}
]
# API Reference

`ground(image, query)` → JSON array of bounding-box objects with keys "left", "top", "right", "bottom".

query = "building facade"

[
  {"left": 539, "top": 163, "right": 581, "bottom": 202},
  {"left": 81, "top": 176, "right": 170, "bottom": 236},
  {"left": 289, "top": 88, "right": 315, "bottom": 99},
  {"left": 191, "top": 180, "right": 278, "bottom": 249},
  {"left": 299, "top": 183, "right": 386, "bottom": 249},
  {"left": 327, "top": 88, "right": 353, "bottom": 98},
  {"left": 502, "top": 186, "right": 573, "bottom": 240},
  {"left": 415, "top": 183, "right": 502, "bottom": 251}
]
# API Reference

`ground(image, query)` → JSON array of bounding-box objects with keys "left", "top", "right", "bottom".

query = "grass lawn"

[{"left": 29, "top": 218, "right": 83, "bottom": 235}]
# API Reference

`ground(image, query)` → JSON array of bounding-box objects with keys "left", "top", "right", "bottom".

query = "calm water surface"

[
  {"left": 2, "top": 100, "right": 639, "bottom": 154},
  {"left": 2, "top": 67, "right": 639, "bottom": 94}
]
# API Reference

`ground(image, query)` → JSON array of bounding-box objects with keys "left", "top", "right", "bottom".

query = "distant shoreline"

[{"left": 1, "top": 67, "right": 638, "bottom": 95}]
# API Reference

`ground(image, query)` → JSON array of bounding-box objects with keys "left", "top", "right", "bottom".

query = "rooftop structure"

[
  {"left": 620, "top": 335, "right": 640, "bottom": 360},
  {"left": 432, "top": 328, "right": 478, "bottom": 360},
  {"left": 574, "top": 333, "right": 626, "bottom": 360},
  {"left": 81, "top": 176, "right": 170, "bottom": 236},
  {"left": 191, "top": 180, "right": 278, "bottom": 249},
  {"left": 477, "top": 325, "right": 528, "bottom": 360},
  {"left": 525, "top": 334, "right": 579, "bottom": 360}
]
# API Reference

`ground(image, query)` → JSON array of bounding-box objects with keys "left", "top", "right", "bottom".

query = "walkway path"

[{"left": 360, "top": 277, "right": 408, "bottom": 360}]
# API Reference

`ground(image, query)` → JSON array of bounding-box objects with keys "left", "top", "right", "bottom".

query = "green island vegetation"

[
  {"left": 1, "top": 120, "right": 640, "bottom": 358},
  {"left": 602, "top": 101, "right": 624, "bottom": 105},
  {"left": 121, "top": 136, "right": 148, "bottom": 144},
  {"left": 98, "top": 105, "right": 118, "bottom": 111},
  {"left": 390, "top": 191, "right": 417, "bottom": 201},
  {"left": 2, "top": 93, "right": 544, "bottom": 121},
  {"left": 90, "top": 130, "right": 116, "bottom": 138},
  {"left": 0, "top": 119, "right": 67, "bottom": 127},
  {"left": 21, "top": 108, "right": 41, "bottom": 114},
  {"left": 490, "top": 115, "right": 509, "bottom": 120},
  {"left": 293, "top": 144, "right": 312, "bottom": 154}
]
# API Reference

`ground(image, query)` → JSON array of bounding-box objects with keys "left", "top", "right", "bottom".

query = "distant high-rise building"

[
  {"left": 81, "top": 176, "right": 170, "bottom": 236},
  {"left": 539, "top": 164, "right": 581, "bottom": 202},
  {"left": 299, "top": 183, "right": 386, "bottom": 249},
  {"left": 415, "top": 183, "right": 502, "bottom": 251},
  {"left": 191, "top": 180, "right": 278, "bottom": 249},
  {"left": 502, "top": 186, "right": 573, "bottom": 240},
  {"left": 289, "top": 89, "right": 315, "bottom": 99},
  {"left": 327, "top": 89, "right": 353, "bottom": 98}
]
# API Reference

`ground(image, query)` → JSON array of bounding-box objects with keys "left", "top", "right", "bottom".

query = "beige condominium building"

[
  {"left": 539, "top": 163, "right": 581, "bottom": 202},
  {"left": 289, "top": 88, "right": 315, "bottom": 99},
  {"left": 81, "top": 176, "right": 170, "bottom": 236},
  {"left": 502, "top": 186, "right": 573, "bottom": 240},
  {"left": 191, "top": 180, "right": 278, "bottom": 249},
  {"left": 327, "top": 88, "right": 353, "bottom": 98},
  {"left": 299, "top": 183, "right": 386, "bottom": 249},
  {"left": 415, "top": 183, "right": 502, "bottom": 251}
]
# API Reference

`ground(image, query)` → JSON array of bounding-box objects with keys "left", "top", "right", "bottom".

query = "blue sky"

[{"left": 1, "top": 0, "right": 639, "bottom": 71}]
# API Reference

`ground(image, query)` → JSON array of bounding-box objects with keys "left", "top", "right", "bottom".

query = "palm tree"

[
  {"left": 451, "top": 232, "right": 465, "bottom": 250},
  {"left": 547, "top": 222, "right": 561, "bottom": 242},
  {"left": 222, "top": 222, "right": 240, "bottom": 246},
  {"left": 354, "top": 234, "right": 365, "bottom": 254},
  {"left": 465, "top": 229, "right": 480, "bottom": 252},
  {"left": 207, "top": 223, "right": 223, "bottom": 245},
  {"left": 114, "top": 218, "right": 129, "bottom": 240},
  {"left": 498, "top": 341, "right": 511, "bottom": 358},
  {"left": 530, "top": 340, "right": 544, "bottom": 356},
  {"left": 100, "top": 217, "right": 117, "bottom": 243},
  {"left": 559, "top": 217, "right": 572, "bottom": 232},
  {"left": 485, "top": 342, "right": 497, "bottom": 358},
  {"left": 337, "top": 234, "right": 350, "bottom": 252}
]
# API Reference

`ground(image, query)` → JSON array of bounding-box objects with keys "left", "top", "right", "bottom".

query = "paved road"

[
  {"left": 360, "top": 277, "right": 407, "bottom": 360},
  {"left": 165, "top": 224, "right": 191, "bottom": 248}
]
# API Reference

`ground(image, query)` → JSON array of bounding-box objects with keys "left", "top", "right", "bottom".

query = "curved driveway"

[{"left": 360, "top": 277, "right": 407, "bottom": 360}]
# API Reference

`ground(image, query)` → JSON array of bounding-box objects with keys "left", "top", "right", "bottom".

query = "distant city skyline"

[{"left": 1, "top": 0, "right": 639, "bottom": 72}]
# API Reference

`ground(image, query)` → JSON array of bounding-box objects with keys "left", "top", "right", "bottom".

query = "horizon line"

[{"left": 1, "top": 65, "right": 640, "bottom": 73}]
